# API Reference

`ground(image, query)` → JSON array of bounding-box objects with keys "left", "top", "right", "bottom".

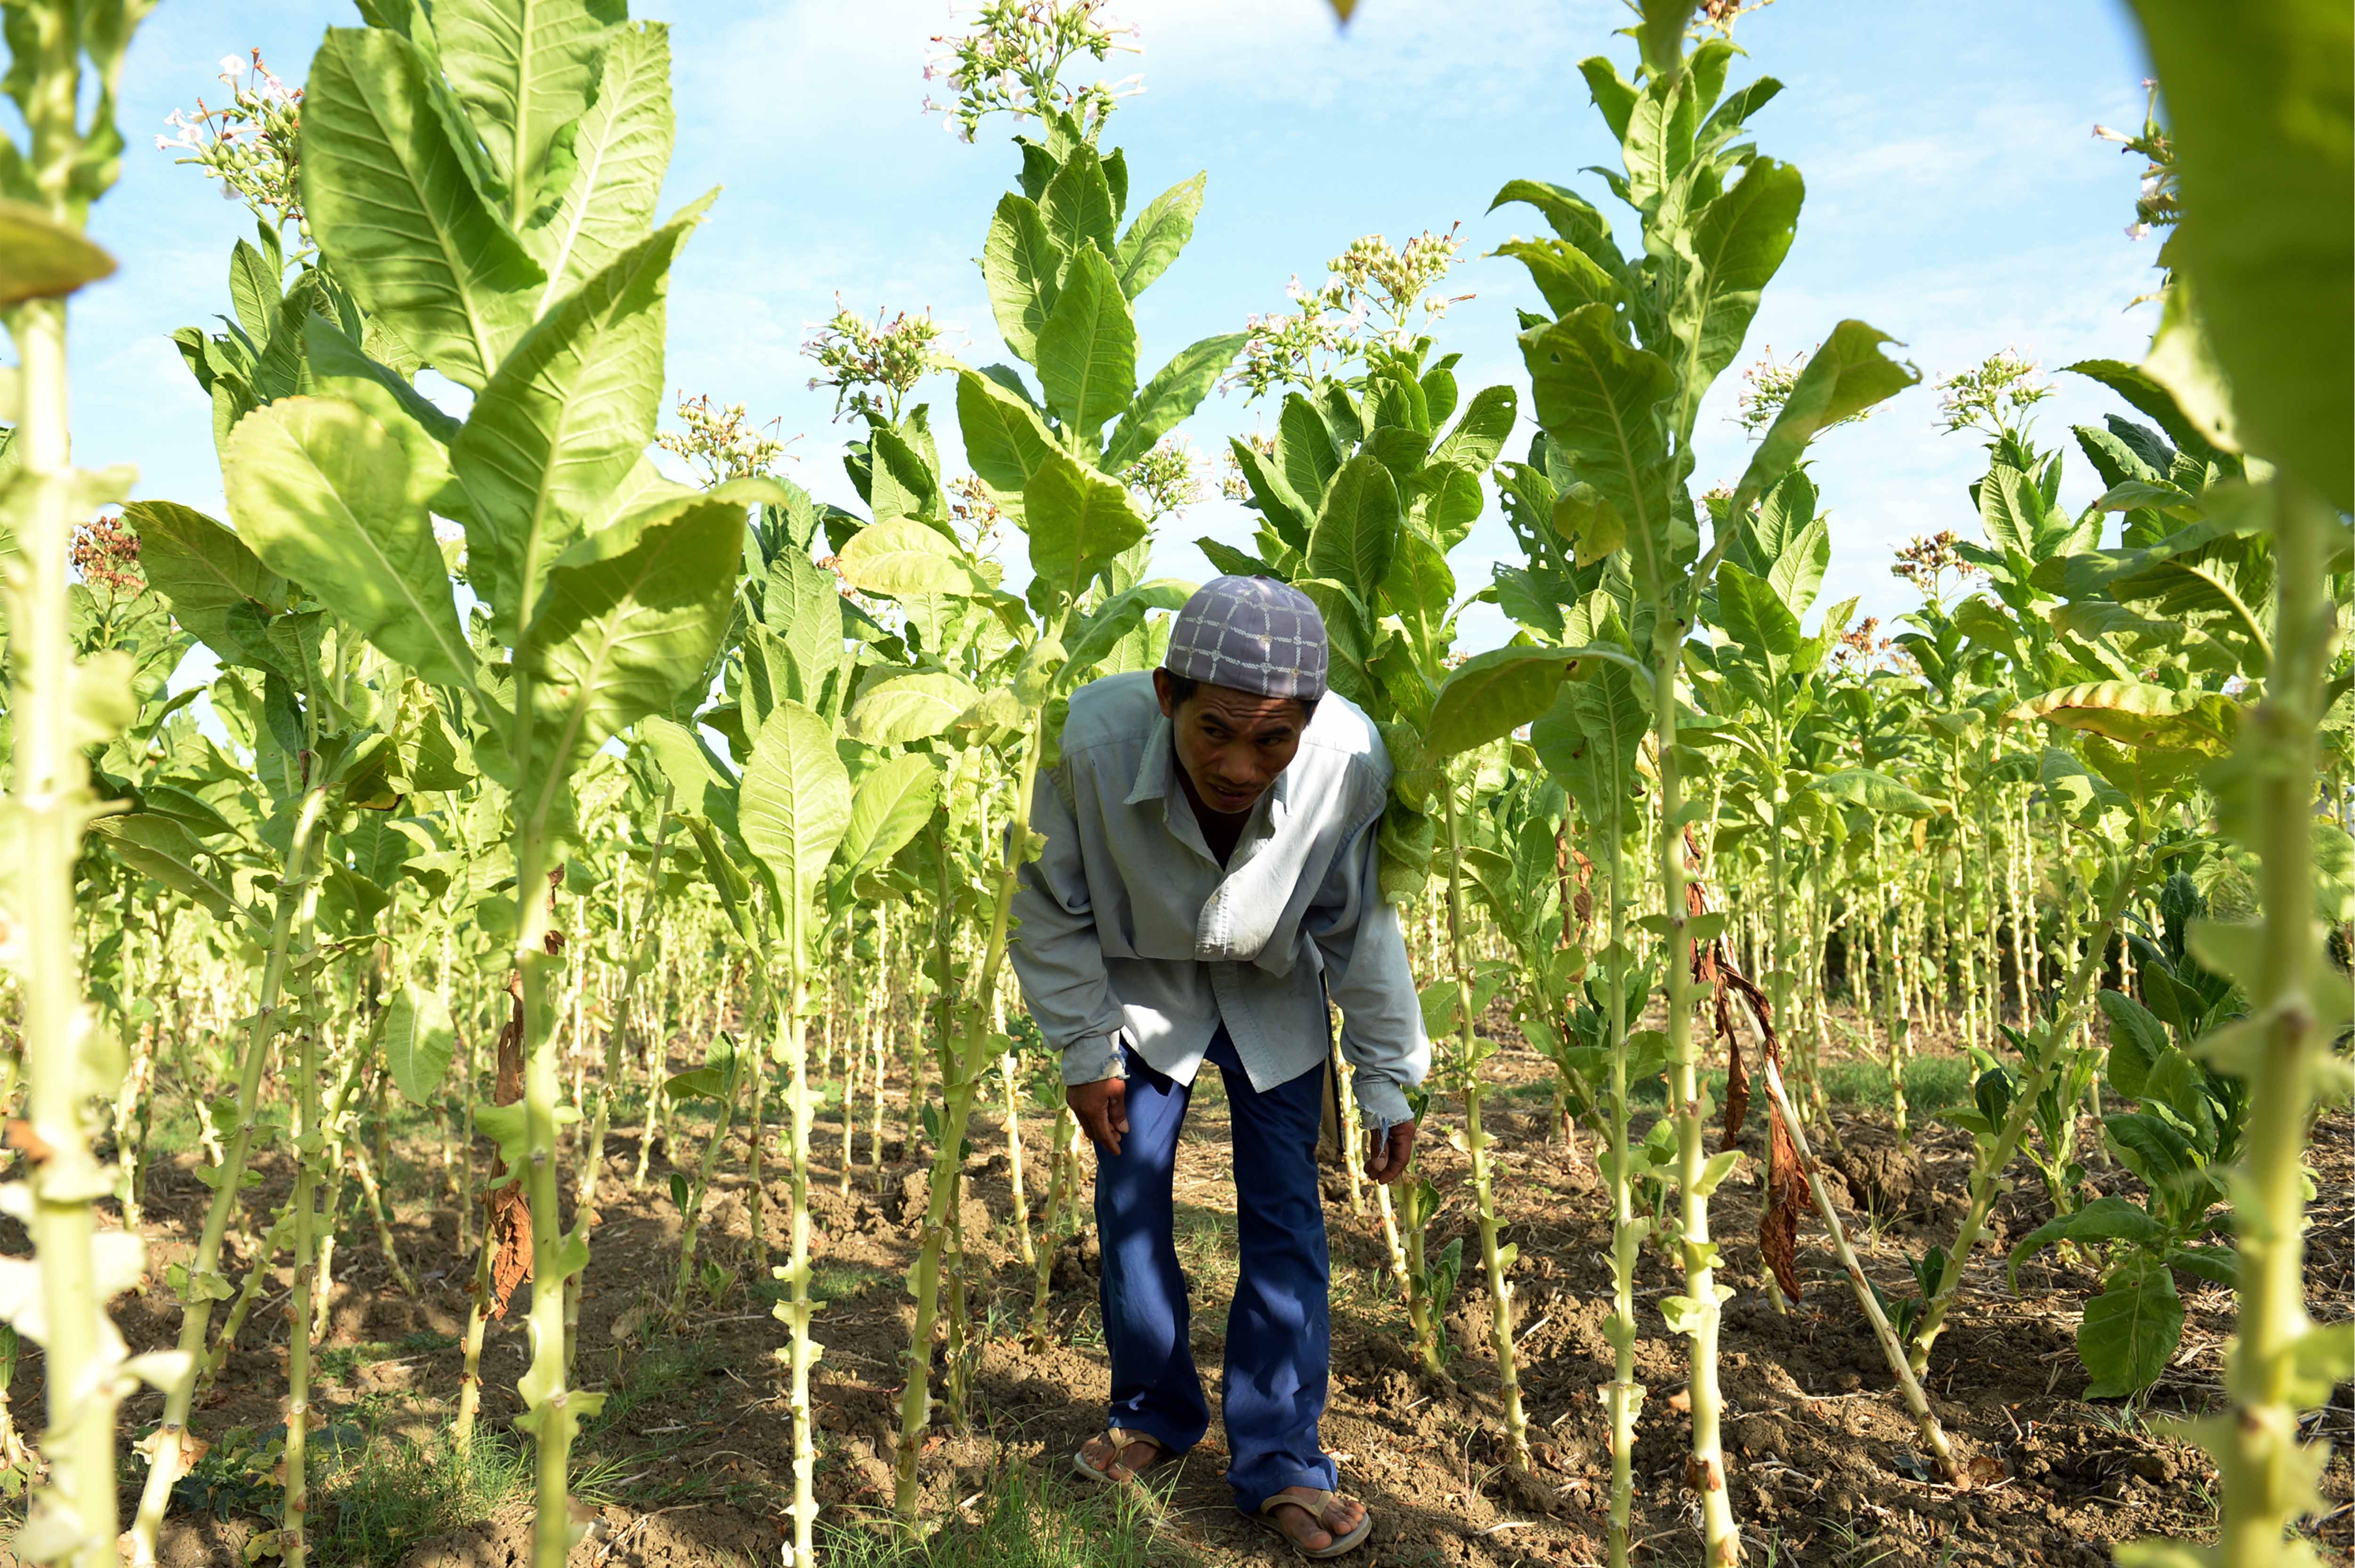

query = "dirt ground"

[{"left": 14, "top": 1016, "right": 2354, "bottom": 1567}]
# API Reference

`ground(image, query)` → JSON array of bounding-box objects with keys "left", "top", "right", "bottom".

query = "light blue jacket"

[{"left": 1008, "top": 671, "right": 1429, "bottom": 1131}]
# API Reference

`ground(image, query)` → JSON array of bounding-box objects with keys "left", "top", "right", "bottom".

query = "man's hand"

[
  {"left": 1364, "top": 1118, "right": 1417, "bottom": 1185},
  {"left": 1068, "top": 1077, "right": 1129, "bottom": 1156}
]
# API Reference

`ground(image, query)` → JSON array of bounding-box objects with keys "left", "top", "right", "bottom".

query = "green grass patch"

[
  {"left": 820, "top": 1456, "right": 1190, "bottom": 1568},
  {"left": 1488, "top": 1053, "right": 1975, "bottom": 1119}
]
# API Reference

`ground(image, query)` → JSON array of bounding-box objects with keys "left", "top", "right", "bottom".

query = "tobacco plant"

[{"left": 1496, "top": 8, "right": 1917, "bottom": 1556}]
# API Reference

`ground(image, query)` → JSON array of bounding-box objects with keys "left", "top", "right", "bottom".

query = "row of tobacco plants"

[{"left": 0, "top": 1, "right": 2346, "bottom": 1567}]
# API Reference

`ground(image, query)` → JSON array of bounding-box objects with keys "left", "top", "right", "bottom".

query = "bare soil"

[{"left": 7, "top": 1019, "right": 2350, "bottom": 1567}]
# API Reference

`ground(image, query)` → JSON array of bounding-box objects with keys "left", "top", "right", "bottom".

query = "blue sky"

[{"left": 69, "top": 0, "right": 2162, "bottom": 655}]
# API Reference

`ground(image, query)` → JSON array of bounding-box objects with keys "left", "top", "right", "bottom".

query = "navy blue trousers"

[{"left": 1093, "top": 1029, "right": 1337, "bottom": 1512}]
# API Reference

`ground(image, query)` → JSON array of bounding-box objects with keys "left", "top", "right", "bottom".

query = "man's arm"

[
  {"left": 1307, "top": 808, "right": 1431, "bottom": 1165},
  {"left": 1007, "top": 758, "right": 1129, "bottom": 1113}
]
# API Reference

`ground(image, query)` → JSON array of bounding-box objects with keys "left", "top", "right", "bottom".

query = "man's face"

[{"left": 1153, "top": 670, "right": 1309, "bottom": 817}]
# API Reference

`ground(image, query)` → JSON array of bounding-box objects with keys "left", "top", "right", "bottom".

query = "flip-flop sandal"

[
  {"left": 1071, "top": 1426, "right": 1176, "bottom": 1487},
  {"left": 1255, "top": 1489, "right": 1374, "bottom": 1559}
]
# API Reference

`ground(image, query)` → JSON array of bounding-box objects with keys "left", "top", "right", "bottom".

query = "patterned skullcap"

[{"left": 1162, "top": 575, "right": 1328, "bottom": 701}]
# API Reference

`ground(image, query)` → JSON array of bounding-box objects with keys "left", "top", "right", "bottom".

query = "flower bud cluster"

[
  {"left": 803, "top": 302, "right": 946, "bottom": 424},
  {"left": 1122, "top": 436, "right": 1204, "bottom": 521},
  {"left": 1890, "top": 529, "right": 1978, "bottom": 601},
  {"left": 921, "top": 1, "right": 1142, "bottom": 144},
  {"left": 2092, "top": 81, "right": 2178, "bottom": 243},
  {"left": 655, "top": 393, "right": 796, "bottom": 485},
  {"left": 70, "top": 514, "right": 145, "bottom": 601},
  {"left": 1932, "top": 348, "right": 2052, "bottom": 439},
  {"left": 1228, "top": 226, "right": 1470, "bottom": 400},
  {"left": 157, "top": 49, "right": 304, "bottom": 234}
]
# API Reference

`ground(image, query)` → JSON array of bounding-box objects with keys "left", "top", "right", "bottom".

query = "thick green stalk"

[
  {"left": 281, "top": 956, "right": 327, "bottom": 1568},
  {"left": 8, "top": 286, "right": 123, "bottom": 1568},
  {"left": 1650, "top": 627, "right": 1740, "bottom": 1565},
  {"left": 776, "top": 916, "right": 821, "bottom": 1565},
  {"left": 1907, "top": 838, "right": 2143, "bottom": 1373},
  {"left": 130, "top": 795, "right": 326, "bottom": 1560},
  {"left": 454, "top": 1237, "right": 495, "bottom": 1451},
  {"left": 510, "top": 798, "right": 582, "bottom": 1568},
  {"left": 2209, "top": 483, "right": 2337, "bottom": 1567},
  {"left": 1598, "top": 816, "right": 1642, "bottom": 1568},
  {"left": 1442, "top": 776, "right": 1530, "bottom": 1471},
  {"left": 893, "top": 706, "right": 1053, "bottom": 1519}
]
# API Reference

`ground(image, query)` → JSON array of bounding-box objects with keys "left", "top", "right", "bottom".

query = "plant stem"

[
  {"left": 1651, "top": 627, "right": 1741, "bottom": 1565},
  {"left": 2213, "top": 480, "right": 2336, "bottom": 1566},
  {"left": 1442, "top": 773, "right": 1530, "bottom": 1471},
  {"left": 1761, "top": 1059, "right": 1961, "bottom": 1481},
  {"left": 893, "top": 703, "right": 1053, "bottom": 1519},
  {"left": 130, "top": 795, "right": 326, "bottom": 1561},
  {"left": 1598, "top": 808, "right": 1643, "bottom": 1568}
]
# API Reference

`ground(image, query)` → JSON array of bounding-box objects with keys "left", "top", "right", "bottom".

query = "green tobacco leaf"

[
  {"left": 304, "top": 316, "right": 462, "bottom": 445},
  {"left": 1429, "top": 384, "right": 1518, "bottom": 472},
  {"left": 437, "top": 0, "right": 626, "bottom": 218},
  {"left": 301, "top": 27, "right": 545, "bottom": 390},
  {"left": 764, "top": 547, "right": 847, "bottom": 709},
  {"left": 1035, "top": 244, "right": 1136, "bottom": 440},
  {"left": 1227, "top": 437, "right": 1310, "bottom": 550},
  {"left": 638, "top": 714, "right": 740, "bottom": 838},
  {"left": 1066, "top": 578, "right": 1193, "bottom": 673},
  {"left": 837, "top": 753, "right": 939, "bottom": 879},
  {"left": 956, "top": 366, "right": 1056, "bottom": 497},
  {"left": 124, "top": 501, "right": 288, "bottom": 671},
  {"left": 222, "top": 396, "right": 474, "bottom": 691},
  {"left": 2098, "top": 990, "right": 2172, "bottom": 1099},
  {"left": 982, "top": 194, "right": 1061, "bottom": 364},
  {"left": 739, "top": 698, "right": 852, "bottom": 908},
  {"left": 1041, "top": 144, "right": 1118, "bottom": 263},
  {"left": 1025, "top": 452, "right": 1147, "bottom": 608},
  {"left": 0, "top": 200, "right": 117, "bottom": 305},
  {"left": 382, "top": 981, "right": 456, "bottom": 1106},
  {"left": 453, "top": 193, "right": 712, "bottom": 641},
  {"left": 1494, "top": 238, "right": 1619, "bottom": 317},
  {"left": 1520, "top": 306, "right": 1676, "bottom": 598},
  {"left": 1731, "top": 320, "right": 1919, "bottom": 517},
  {"left": 1113, "top": 171, "right": 1204, "bottom": 298},
  {"left": 2129, "top": 0, "right": 2351, "bottom": 509},
  {"left": 2079, "top": 1262, "right": 2184, "bottom": 1398},
  {"left": 522, "top": 19, "right": 673, "bottom": 305},
  {"left": 1811, "top": 768, "right": 1938, "bottom": 817},
  {"left": 834, "top": 518, "right": 983, "bottom": 600},
  {"left": 1305, "top": 454, "right": 1402, "bottom": 606},
  {"left": 2010, "top": 682, "right": 2241, "bottom": 755},
  {"left": 1423, "top": 645, "right": 1590, "bottom": 762},
  {"left": 1281, "top": 394, "right": 1342, "bottom": 501},
  {"left": 1713, "top": 561, "right": 1800, "bottom": 669},
  {"left": 2064, "top": 359, "right": 2223, "bottom": 465},
  {"left": 1101, "top": 331, "right": 1244, "bottom": 474},
  {"left": 1670, "top": 157, "right": 1803, "bottom": 431},
  {"left": 90, "top": 816, "right": 246, "bottom": 923},
  {"left": 518, "top": 478, "right": 768, "bottom": 797},
  {"left": 848, "top": 671, "right": 981, "bottom": 745},
  {"left": 1381, "top": 528, "right": 1456, "bottom": 645}
]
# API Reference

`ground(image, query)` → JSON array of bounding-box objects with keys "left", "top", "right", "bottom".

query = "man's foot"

[
  {"left": 1264, "top": 1487, "right": 1369, "bottom": 1556},
  {"left": 1075, "top": 1428, "right": 1170, "bottom": 1484}
]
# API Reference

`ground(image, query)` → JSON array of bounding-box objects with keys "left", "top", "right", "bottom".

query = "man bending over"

[{"left": 1010, "top": 575, "right": 1429, "bottom": 1559}]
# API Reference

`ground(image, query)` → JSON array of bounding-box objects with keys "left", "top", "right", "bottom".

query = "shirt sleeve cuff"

[
  {"left": 1352, "top": 1073, "right": 1414, "bottom": 1132},
  {"left": 1060, "top": 1034, "right": 1127, "bottom": 1087}
]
